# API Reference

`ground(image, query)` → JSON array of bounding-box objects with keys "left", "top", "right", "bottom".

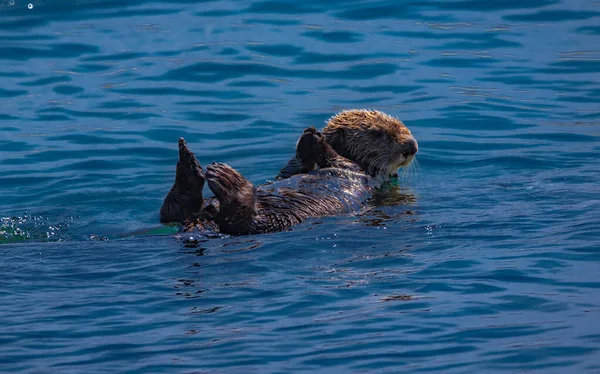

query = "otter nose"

[{"left": 402, "top": 137, "right": 418, "bottom": 158}]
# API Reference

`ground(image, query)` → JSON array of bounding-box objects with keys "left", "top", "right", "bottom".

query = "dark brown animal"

[{"left": 160, "top": 110, "right": 418, "bottom": 235}]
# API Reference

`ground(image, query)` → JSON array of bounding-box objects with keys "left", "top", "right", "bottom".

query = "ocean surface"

[{"left": 1, "top": 0, "right": 599, "bottom": 372}]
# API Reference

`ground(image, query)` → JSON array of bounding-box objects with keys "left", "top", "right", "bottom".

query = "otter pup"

[{"left": 160, "top": 110, "right": 418, "bottom": 235}]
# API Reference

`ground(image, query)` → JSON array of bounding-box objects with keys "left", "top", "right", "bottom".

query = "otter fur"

[
  {"left": 276, "top": 109, "right": 418, "bottom": 180},
  {"left": 160, "top": 109, "right": 418, "bottom": 236}
]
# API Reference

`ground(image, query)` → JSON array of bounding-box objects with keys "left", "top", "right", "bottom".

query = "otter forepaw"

[{"left": 296, "top": 127, "right": 334, "bottom": 171}]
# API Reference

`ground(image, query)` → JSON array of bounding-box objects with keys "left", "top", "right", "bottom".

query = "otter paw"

[
  {"left": 206, "top": 162, "right": 255, "bottom": 205},
  {"left": 296, "top": 127, "right": 332, "bottom": 171},
  {"left": 296, "top": 128, "right": 322, "bottom": 171}
]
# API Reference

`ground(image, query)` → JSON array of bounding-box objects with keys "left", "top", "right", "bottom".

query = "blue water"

[{"left": 1, "top": 0, "right": 599, "bottom": 372}]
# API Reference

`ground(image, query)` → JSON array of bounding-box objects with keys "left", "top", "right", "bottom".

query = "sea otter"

[{"left": 160, "top": 109, "right": 418, "bottom": 235}]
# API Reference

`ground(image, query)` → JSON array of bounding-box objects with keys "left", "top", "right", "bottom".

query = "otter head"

[{"left": 321, "top": 109, "right": 418, "bottom": 178}]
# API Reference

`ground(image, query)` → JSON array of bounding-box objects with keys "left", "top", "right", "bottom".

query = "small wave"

[{"left": 0, "top": 213, "right": 74, "bottom": 244}]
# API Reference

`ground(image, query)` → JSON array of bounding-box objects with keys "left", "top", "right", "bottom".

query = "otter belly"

[{"left": 259, "top": 168, "right": 379, "bottom": 214}]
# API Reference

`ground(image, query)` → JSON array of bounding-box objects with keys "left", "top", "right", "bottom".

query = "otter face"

[{"left": 322, "top": 109, "right": 418, "bottom": 178}]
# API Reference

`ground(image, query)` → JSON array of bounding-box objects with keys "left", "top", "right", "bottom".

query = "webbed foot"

[
  {"left": 160, "top": 137, "right": 206, "bottom": 223},
  {"left": 206, "top": 162, "right": 258, "bottom": 235}
]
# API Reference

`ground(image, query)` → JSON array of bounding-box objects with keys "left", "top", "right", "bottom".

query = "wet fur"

[
  {"left": 277, "top": 109, "right": 418, "bottom": 180},
  {"left": 161, "top": 110, "right": 418, "bottom": 236}
]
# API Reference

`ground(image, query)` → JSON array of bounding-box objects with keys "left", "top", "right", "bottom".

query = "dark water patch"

[
  {"left": 430, "top": 38, "right": 521, "bottom": 50},
  {"left": 485, "top": 346, "right": 597, "bottom": 367},
  {"left": 46, "top": 134, "right": 139, "bottom": 145},
  {"left": 218, "top": 47, "right": 239, "bottom": 55},
  {"left": 504, "top": 10, "right": 600, "bottom": 22},
  {"left": 175, "top": 99, "right": 278, "bottom": 106},
  {"left": 0, "top": 88, "right": 27, "bottom": 98},
  {"left": 494, "top": 294, "right": 568, "bottom": 313},
  {"left": 36, "top": 107, "right": 161, "bottom": 121},
  {"left": 65, "top": 159, "right": 141, "bottom": 172},
  {"left": 302, "top": 30, "right": 363, "bottom": 43},
  {"left": 139, "top": 128, "right": 210, "bottom": 144},
  {"left": 96, "top": 99, "right": 154, "bottom": 109},
  {"left": 293, "top": 52, "right": 402, "bottom": 65},
  {"left": 178, "top": 111, "right": 252, "bottom": 122},
  {"left": 227, "top": 80, "right": 279, "bottom": 87},
  {"left": 425, "top": 57, "right": 500, "bottom": 69},
  {"left": 383, "top": 30, "right": 522, "bottom": 50},
  {"left": 0, "top": 71, "right": 31, "bottom": 78},
  {"left": 195, "top": 9, "right": 239, "bottom": 17},
  {"left": 576, "top": 112, "right": 600, "bottom": 119},
  {"left": 383, "top": 29, "right": 519, "bottom": 41},
  {"left": 436, "top": 0, "right": 559, "bottom": 11},
  {"left": 486, "top": 68, "right": 592, "bottom": 88},
  {"left": 536, "top": 60, "right": 600, "bottom": 74},
  {"left": 242, "top": 17, "right": 303, "bottom": 25},
  {"left": 0, "top": 141, "right": 32, "bottom": 153},
  {"left": 35, "top": 114, "right": 73, "bottom": 122},
  {"left": 53, "top": 85, "right": 84, "bottom": 95},
  {"left": 3, "top": 146, "right": 176, "bottom": 165},
  {"left": 575, "top": 25, "right": 600, "bottom": 35},
  {"left": 82, "top": 52, "right": 149, "bottom": 62},
  {"left": 334, "top": 3, "right": 418, "bottom": 21},
  {"left": 20, "top": 75, "right": 72, "bottom": 87},
  {"left": 246, "top": 44, "right": 304, "bottom": 57},
  {"left": 111, "top": 87, "right": 253, "bottom": 99},
  {"left": 441, "top": 100, "right": 557, "bottom": 115},
  {"left": 72, "top": 63, "right": 112, "bottom": 73},
  {"left": 557, "top": 95, "right": 600, "bottom": 103},
  {"left": 3, "top": 7, "right": 182, "bottom": 31},
  {"left": 293, "top": 111, "right": 337, "bottom": 127},
  {"left": 0, "top": 33, "right": 56, "bottom": 41},
  {"left": 333, "top": 96, "right": 393, "bottom": 105},
  {"left": 245, "top": 1, "right": 322, "bottom": 14},
  {"left": 0, "top": 17, "right": 48, "bottom": 31},
  {"left": 403, "top": 95, "right": 446, "bottom": 103},
  {"left": 0, "top": 115, "right": 18, "bottom": 121},
  {"left": 149, "top": 60, "right": 399, "bottom": 83},
  {"left": 154, "top": 50, "right": 184, "bottom": 57},
  {"left": 0, "top": 43, "right": 99, "bottom": 60},
  {"left": 412, "top": 113, "right": 534, "bottom": 131}
]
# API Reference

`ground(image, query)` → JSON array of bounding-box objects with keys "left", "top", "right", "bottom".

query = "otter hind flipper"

[
  {"left": 206, "top": 162, "right": 260, "bottom": 235},
  {"left": 160, "top": 137, "right": 206, "bottom": 224}
]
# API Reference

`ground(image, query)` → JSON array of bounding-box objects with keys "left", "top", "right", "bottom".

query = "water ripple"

[{"left": 1, "top": 0, "right": 600, "bottom": 372}]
